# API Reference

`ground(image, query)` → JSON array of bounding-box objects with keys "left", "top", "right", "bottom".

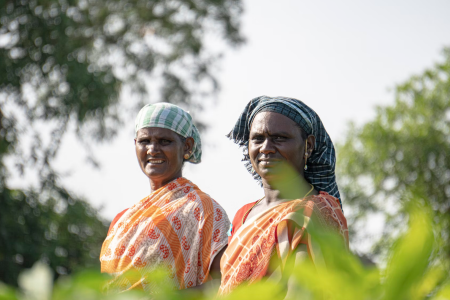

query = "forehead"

[
  {"left": 136, "top": 127, "right": 179, "bottom": 138},
  {"left": 250, "top": 111, "right": 300, "bottom": 135}
]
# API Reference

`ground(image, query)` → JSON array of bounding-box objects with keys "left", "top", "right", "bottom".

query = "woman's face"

[
  {"left": 135, "top": 127, "right": 192, "bottom": 187},
  {"left": 248, "top": 112, "right": 313, "bottom": 182}
]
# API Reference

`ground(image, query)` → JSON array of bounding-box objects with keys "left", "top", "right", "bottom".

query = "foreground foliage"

[{"left": 1, "top": 201, "right": 449, "bottom": 300}]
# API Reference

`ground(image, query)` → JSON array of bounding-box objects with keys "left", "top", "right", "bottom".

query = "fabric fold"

[
  {"left": 219, "top": 192, "right": 348, "bottom": 295},
  {"left": 100, "top": 177, "right": 230, "bottom": 293}
]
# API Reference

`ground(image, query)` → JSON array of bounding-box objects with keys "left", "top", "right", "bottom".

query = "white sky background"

[{"left": 9, "top": 0, "right": 450, "bottom": 251}]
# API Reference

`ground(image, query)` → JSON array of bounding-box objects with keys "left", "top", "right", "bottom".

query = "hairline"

[{"left": 250, "top": 111, "right": 308, "bottom": 141}]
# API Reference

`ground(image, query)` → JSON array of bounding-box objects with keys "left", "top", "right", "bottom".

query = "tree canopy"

[
  {"left": 0, "top": 0, "right": 244, "bottom": 182},
  {"left": 0, "top": 0, "right": 244, "bottom": 286},
  {"left": 337, "top": 47, "right": 450, "bottom": 261},
  {"left": 0, "top": 186, "right": 108, "bottom": 286}
]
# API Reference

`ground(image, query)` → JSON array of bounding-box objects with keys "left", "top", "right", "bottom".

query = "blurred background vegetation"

[
  {"left": 337, "top": 48, "right": 450, "bottom": 266},
  {"left": 1, "top": 0, "right": 450, "bottom": 298}
]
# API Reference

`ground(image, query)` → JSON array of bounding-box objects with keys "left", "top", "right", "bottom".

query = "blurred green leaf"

[
  {"left": 223, "top": 280, "right": 282, "bottom": 300},
  {"left": 384, "top": 203, "right": 434, "bottom": 299},
  {"left": 0, "top": 282, "right": 18, "bottom": 300},
  {"left": 433, "top": 282, "right": 450, "bottom": 300},
  {"left": 18, "top": 261, "right": 52, "bottom": 300}
]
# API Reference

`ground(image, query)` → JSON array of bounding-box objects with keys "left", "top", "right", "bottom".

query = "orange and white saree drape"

[
  {"left": 100, "top": 177, "right": 230, "bottom": 293},
  {"left": 219, "top": 192, "right": 348, "bottom": 295}
]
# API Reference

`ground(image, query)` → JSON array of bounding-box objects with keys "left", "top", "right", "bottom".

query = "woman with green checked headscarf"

[{"left": 100, "top": 103, "right": 230, "bottom": 294}]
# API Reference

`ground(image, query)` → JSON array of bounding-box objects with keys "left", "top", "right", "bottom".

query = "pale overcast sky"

[{"left": 9, "top": 0, "right": 450, "bottom": 250}]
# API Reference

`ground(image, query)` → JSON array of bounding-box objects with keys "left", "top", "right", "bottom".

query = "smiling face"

[
  {"left": 135, "top": 127, "right": 193, "bottom": 190},
  {"left": 248, "top": 112, "right": 314, "bottom": 183}
]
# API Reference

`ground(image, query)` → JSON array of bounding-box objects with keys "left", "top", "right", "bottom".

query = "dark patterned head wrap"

[{"left": 227, "top": 95, "right": 342, "bottom": 207}]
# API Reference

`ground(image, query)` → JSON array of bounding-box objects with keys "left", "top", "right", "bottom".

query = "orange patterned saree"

[
  {"left": 219, "top": 192, "right": 348, "bottom": 295},
  {"left": 100, "top": 177, "right": 230, "bottom": 293}
]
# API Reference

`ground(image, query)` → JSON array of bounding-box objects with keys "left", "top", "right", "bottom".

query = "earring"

[
  {"left": 184, "top": 154, "right": 190, "bottom": 159},
  {"left": 304, "top": 140, "right": 308, "bottom": 170}
]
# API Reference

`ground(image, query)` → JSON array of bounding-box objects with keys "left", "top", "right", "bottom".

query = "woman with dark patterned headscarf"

[{"left": 219, "top": 96, "right": 348, "bottom": 296}]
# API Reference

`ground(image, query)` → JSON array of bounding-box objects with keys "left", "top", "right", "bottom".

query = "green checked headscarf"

[{"left": 135, "top": 103, "right": 202, "bottom": 164}]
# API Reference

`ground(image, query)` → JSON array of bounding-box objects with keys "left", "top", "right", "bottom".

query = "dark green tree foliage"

[
  {"left": 0, "top": 0, "right": 243, "bottom": 286},
  {"left": 0, "top": 187, "right": 108, "bottom": 286},
  {"left": 337, "top": 48, "right": 450, "bottom": 261},
  {"left": 0, "top": 106, "right": 109, "bottom": 285}
]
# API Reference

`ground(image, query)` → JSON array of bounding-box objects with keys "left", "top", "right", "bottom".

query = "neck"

[{"left": 262, "top": 174, "right": 318, "bottom": 204}]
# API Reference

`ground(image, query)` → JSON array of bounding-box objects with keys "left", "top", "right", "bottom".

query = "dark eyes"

[
  {"left": 137, "top": 139, "right": 172, "bottom": 145},
  {"left": 274, "top": 136, "right": 287, "bottom": 141},
  {"left": 138, "top": 139, "right": 150, "bottom": 144},
  {"left": 251, "top": 135, "right": 265, "bottom": 141},
  {"left": 250, "top": 136, "right": 287, "bottom": 142}
]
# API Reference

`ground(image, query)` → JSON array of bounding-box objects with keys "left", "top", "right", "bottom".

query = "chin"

[
  {"left": 261, "top": 172, "right": 284, "bottom": 182},
  {"left": 259, "top": 167, "right": 277, "bottom": 176},
  {"left": 145, "top": 170, "right": 165, "bottom": 179}
]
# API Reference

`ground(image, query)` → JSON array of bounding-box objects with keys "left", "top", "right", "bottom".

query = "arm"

[
  {"left": 210, "top": 245, "right": 227, "bottom": 280},
  {"left": 285, "top": 244, "right": 309, "bottom": 300},
  {"left": 182, "top": 245, "right": 227, "bottom": 296},
  {"left": 285, "top": 237, "right": 325, "bottom": 300}
]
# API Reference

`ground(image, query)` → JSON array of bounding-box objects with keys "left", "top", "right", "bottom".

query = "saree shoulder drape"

[
  {"left": 100, "top": 177, "right": 230, "bottom": 293},
  {"left": 219, "top": 192, "right": 348, "bottom": 295}
]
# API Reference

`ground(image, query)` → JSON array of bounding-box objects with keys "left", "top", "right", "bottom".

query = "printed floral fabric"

[
  {"left": 219, "top": 192, "right": 348, "bottom": 295},
  {"left": 100, "top": 177, "right": 230, "bottom": 293}
]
